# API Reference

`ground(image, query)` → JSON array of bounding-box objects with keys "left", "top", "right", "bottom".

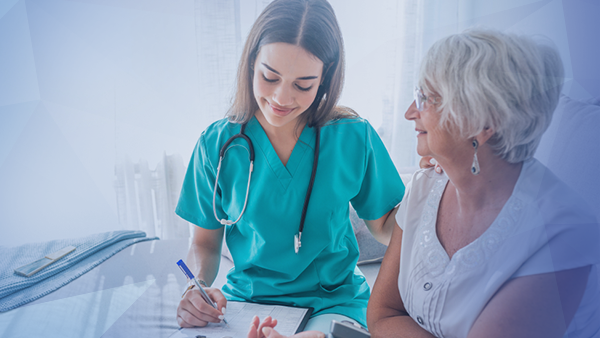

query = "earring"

[{"left": 471, "top": 139, "right": 480, "bottom": 175}]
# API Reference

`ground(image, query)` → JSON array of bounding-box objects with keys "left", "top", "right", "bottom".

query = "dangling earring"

[{"left": 471, "top": 139, "right": 480, "bottom": 175}]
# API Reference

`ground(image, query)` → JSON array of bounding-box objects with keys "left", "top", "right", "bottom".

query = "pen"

[{"left": 177, "top": 259, "right": 228, "bottom": 325}]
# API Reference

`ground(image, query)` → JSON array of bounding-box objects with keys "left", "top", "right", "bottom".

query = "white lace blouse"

[{"left": 395, "top": 159, "right": 600, "bottom": 338}]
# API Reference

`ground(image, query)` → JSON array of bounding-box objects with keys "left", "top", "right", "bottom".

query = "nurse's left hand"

[
  {"left": 419, "top": 156, "right": 443, "bottom": 174},
  {"left": 247, "top": 315, "right": 325, "bottom": 338}
]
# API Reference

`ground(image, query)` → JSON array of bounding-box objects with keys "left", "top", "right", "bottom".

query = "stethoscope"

[{"left": 213, "top": 123, "right": 320, "bottom": 254}]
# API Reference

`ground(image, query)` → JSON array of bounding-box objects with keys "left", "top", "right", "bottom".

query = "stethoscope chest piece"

[{"left": 294, "top": 232, "right": 302, "bottom": 254}]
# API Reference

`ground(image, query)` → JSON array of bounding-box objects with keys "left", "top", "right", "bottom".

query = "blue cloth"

[
  {"left": 176, "top": 116, "right": 405, "bottom": 326},
  {"left": 0, "top": 230, "right": 157, "bottom": 312}
]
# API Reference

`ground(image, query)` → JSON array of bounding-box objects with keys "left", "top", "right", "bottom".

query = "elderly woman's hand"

[
  {"left": 419, "top": 156, "right": 443, "bottom": 174},
  {"left": 247, "top": 316, "right": 325, "bottom": 338}
]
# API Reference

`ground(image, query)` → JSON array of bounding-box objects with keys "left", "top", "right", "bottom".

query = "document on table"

[{"left": 169, "top": 301, "right": 313, "bottom": 338}]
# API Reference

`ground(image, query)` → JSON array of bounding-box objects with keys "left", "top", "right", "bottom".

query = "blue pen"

[{"left": 177, "top": 259, "right": 228, "bottom": 325}]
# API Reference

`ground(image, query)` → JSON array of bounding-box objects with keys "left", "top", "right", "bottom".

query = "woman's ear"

[{"left": 476, "top": 127, "right": 495, "bottom": 146}]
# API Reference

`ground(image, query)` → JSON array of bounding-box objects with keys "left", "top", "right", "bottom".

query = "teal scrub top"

[{"left": 176, "top": 116, "right": 405, "bottom": 326}]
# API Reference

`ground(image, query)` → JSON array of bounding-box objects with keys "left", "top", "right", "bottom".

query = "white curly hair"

[{"left": 419, "top": 28, "right": 564, "bottom": 163}]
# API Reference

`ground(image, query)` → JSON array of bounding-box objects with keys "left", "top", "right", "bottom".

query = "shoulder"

[
  {"left": 516, "top": 159, "right": 599, "bottom": 263},
  {"left": 395, "top": 168, "right": 446, "bottom": 229},
  {"left": 321, "top": 116, "right": 378, "bottom": 143},
  {"left": 510, "top": 159, "right": 600, "bottom": 276},
  {"left": 201, "top": 118, "right": 241, "bottom": 144},
  {"left": 408, "top": 168, "right": 446, "bottom": 195},
  {"left": 323, "top": 115, "right": 370, "bottom": 130},
  {"left": 191, "top": 118, "right": 242, "bottom": 164},
  {"left": 520, "top": 159, "right": 597, "bottom": 225}
]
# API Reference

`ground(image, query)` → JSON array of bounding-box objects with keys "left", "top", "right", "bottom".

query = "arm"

[
  {"left": 367, "top": 219, "right": 436, "bottom": 338},
  {"left": 356, "top": 121, "right": 405, "bottom": 246},
  {"left": 468, "top": 266, "right": 591, "bottom": 338},
  {"left": 365, "top": 156, "right": 435, "bottom": 245},
  {"left": 177, "top": 225, "right": 228, "bottom": 328},
  {"left": 364, "top": 206, "right": 398, "bottom": 246},
  {"left": 187, "top": 225, "right": 224, "bottom": 286}
]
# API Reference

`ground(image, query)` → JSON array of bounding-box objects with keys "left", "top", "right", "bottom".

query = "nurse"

[{"left": 175, "top": 0, "right": 404, "bottom": 333}]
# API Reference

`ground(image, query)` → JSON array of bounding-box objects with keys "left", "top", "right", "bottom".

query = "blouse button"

[
  {"left": 417, "top": 316, "right": 424, "bottom": 325},
  {"left": 423, "top": 282, "right": 432, "bottom": 291}
]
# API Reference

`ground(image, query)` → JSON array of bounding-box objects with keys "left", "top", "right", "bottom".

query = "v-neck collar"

[
  {"left": 245, "top": 116, "right": 316, "bottom": 190},
  {"left": 422, "top": 160, "right": 529, "bottom": 274}
]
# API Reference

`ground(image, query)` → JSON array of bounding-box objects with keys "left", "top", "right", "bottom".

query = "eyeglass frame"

[{"left": 414, "top": 86, "right": 441, "bottom": 111}]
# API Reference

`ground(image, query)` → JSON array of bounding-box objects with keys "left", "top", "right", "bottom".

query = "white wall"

[
  {"left": 1, "top": 0, "right": 598, "bottom": 247},
  {"left": 1, "top": 0, "right": 203, "bottom": 246}
]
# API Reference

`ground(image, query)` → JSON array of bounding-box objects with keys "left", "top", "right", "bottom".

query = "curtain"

[
  {"left": 195, "top": 0, "right": 242, "bottom": 122},
  {"left": 378, "top": 0, "right": 428, "bottom": 173}
]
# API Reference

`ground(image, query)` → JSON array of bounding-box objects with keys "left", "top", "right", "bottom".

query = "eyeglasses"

[{"left": 414, "top": 86, "right": 441, "bottom": 111}]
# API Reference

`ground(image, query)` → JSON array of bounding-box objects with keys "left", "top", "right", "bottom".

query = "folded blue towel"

[{"left": 0, "top": 230, "right": 158, "bottom": 312}]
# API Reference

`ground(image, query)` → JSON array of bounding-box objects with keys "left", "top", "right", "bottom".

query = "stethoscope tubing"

[
  {"left": 213, "top": 122, "right": 320, "bottom": 254},
  {"left": 213, "top": 124, "right": 255, "bottom": 226},
  {"left": 296, "top": 126, "right": 320, "bottom": 249},
  {"left": 213, "top": 154, "right": 254, "bottom": 226}
]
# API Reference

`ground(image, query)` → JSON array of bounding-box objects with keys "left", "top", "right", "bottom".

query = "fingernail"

[
  {"left": 221, "top": 307, "right": 227, "bottom": 315},
  {"left": 429, "top": 158, "right": 437, "bottom": 165},
  {"left": 218, "top": 315, "right": 224, "bottom": 320},
  {"left": 262, "top": 327, "right": 273, "bottom": 335},
  {"left": 436, "top": 166, "right": 442, "bottom": 174}
]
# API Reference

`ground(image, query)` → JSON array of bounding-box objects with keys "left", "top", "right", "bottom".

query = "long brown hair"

[{"left": 226, "top": 0, "right": 353, "bottom": 128}]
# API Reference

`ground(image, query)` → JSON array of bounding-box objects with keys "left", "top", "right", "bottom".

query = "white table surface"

[{"left": 0, "top": 238, "right": 381, "bottom": 338}]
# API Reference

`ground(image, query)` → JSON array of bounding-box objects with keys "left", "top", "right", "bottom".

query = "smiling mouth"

[
  {"left": 269, "top": 103, "right": 294, "bottom": 117},
  {"left": 416, "top": 129, "right": 427, "bottom": 136}
]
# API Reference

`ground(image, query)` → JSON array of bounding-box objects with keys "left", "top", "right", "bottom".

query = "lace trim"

[{"left": 415, "top": 178, "right": 525, "bottom": 277}]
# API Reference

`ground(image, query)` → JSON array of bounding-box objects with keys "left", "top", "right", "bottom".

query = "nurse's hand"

[
  {"left": 177, "top": 286, "right": 227, "bottom": 328},
  {"left": 247, "top": 316, "right": 325, "bottom": 338},
  {"left": 419, "top": 156, "right": 443, "bottom": 174}
]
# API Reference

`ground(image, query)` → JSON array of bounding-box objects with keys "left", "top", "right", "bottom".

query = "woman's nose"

[
  {"left": 272, "top": 85, "right": 293, "bottom": 106},
  {"left": 405, "top": 101, "right": 420, "bottom": 121}
]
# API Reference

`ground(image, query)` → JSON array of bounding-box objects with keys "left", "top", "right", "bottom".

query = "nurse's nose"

[{"left": 272, "top": 84, "right": 293, "bottom": 107}]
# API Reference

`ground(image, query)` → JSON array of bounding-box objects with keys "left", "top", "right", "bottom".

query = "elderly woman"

[{"left": 367, "top": 29, "right": 600, "bottom": 338}]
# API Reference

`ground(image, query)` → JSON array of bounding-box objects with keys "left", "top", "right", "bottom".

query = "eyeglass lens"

[{"left": 414, "top": 87, "right": 424, "bottom": 111}]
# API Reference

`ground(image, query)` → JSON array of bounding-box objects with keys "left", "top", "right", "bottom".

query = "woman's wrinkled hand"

[
  {"left": 248, "top": 315, "right": 279, "bottom": 338},
  {"left": 247, "top": 315, "right": 326, "bottom": 338},
  {"left": 176, "top": 287, "right": 227, "bottom": 328}
]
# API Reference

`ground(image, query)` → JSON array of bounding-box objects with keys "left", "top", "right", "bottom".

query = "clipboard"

[
  {"left": 295, "top": 303, "right": 313, "bottom": 333},
  {"left": 170, "top": 301, "right": 313, "bottom": 337}
]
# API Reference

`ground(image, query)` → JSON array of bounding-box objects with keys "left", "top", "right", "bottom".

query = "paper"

[{"left": 169, "top": 301, "right": 312, "bottom": 338}]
